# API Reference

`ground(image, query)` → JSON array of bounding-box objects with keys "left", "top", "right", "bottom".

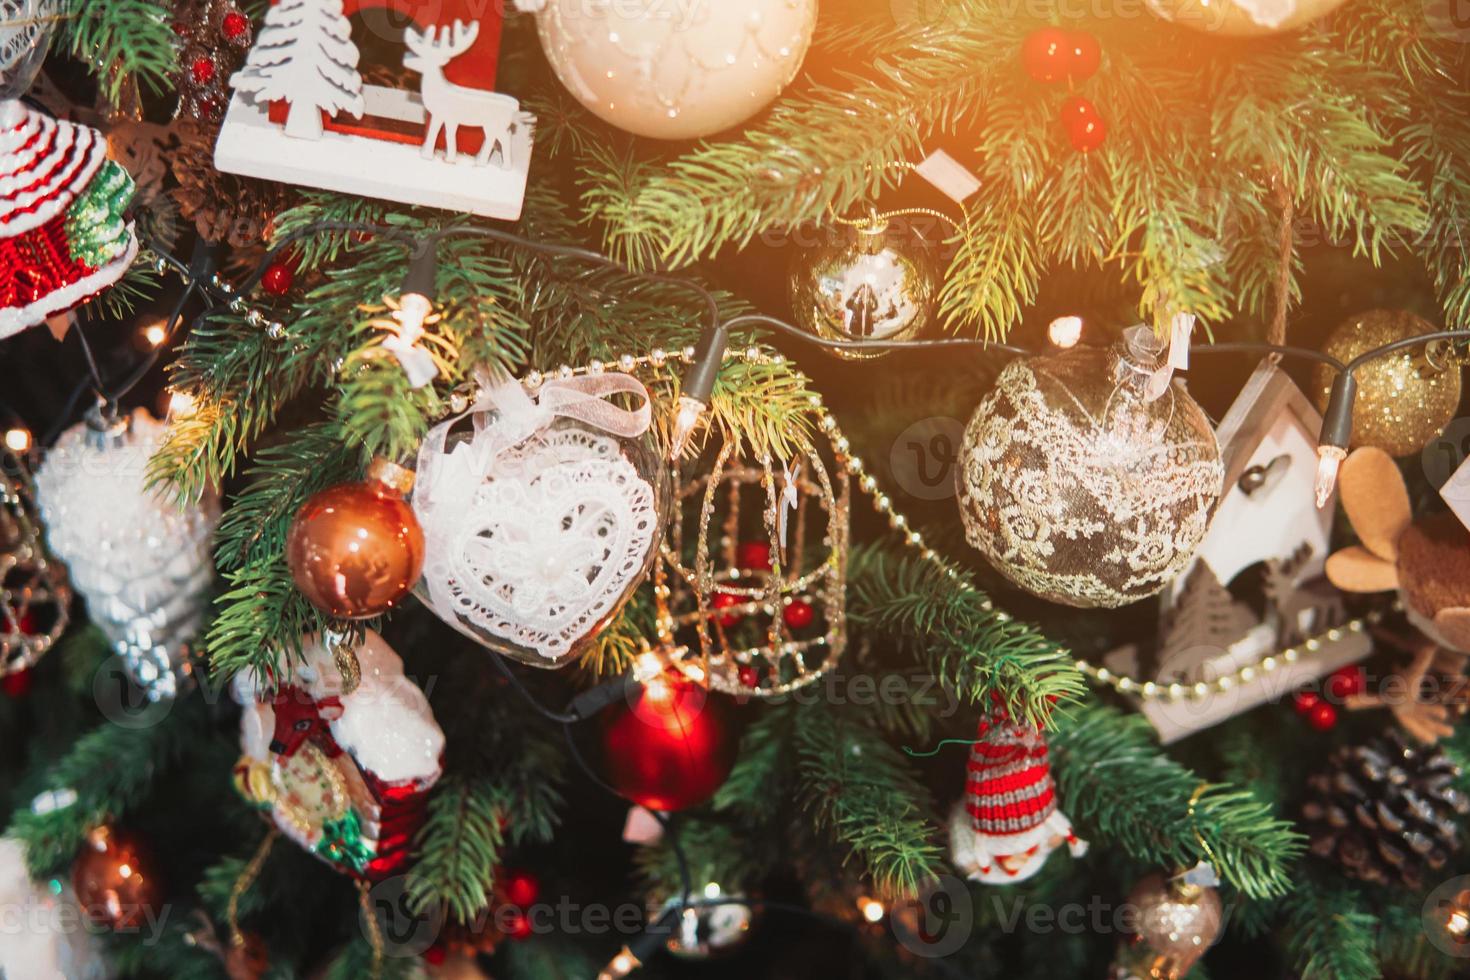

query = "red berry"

[
  {"left": 191, "top": 57, "right": 216, "bottom": 85},
  {"left": 711, "top": 592, "right": 743, "bottom": 629},
  {"left": 1, "top": 668, "right": 32, "bottom": 698},
  {"left": 1066, "top": 30, "right": 1101, "bottom": 81},
  {"left": 421, "top": 944, "right": 446, "bottom": 966},
  {"left": 1326, "top": 665, "right": 1366, "bottom": 701},
  {"left": 222, "top": 11, "right": 249, "bottom": 41},
  {"left": 1021, "top": 27, "right": 1071, "bottom": 83},
  {"left": 261, "top": 262, "right": 294, "bottom": 296},
  {"left": 502, "top": 869, "right": 539, "bottom": 908},
  {"left": 1060, "top": 96, "right": 1106, "bottom": 153},
  {"left": 1292, "top": 689, "right": 1321, "bottom": 715},
  {"left": 172, "top": 20, "right": 190, "bottom": 36},
  {"left": 1305, "top": 700, "right": 1338, "bottom": 732},
  {"left": 737, "top": 665, "right": 760, "bottom": 689},
  {"left": 505, "top": 910, "right": 532, "bottom": 941},
  {"left": 783, "top": 599, "right": 815, "bottom": 630},
  {"left": 736, "top": 540, "right": 772, "bottom": 571}
]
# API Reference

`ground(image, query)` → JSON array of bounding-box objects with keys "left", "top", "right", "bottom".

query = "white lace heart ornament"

[{"left": 412, "top": 373, "right": 667, "bottom": 668}]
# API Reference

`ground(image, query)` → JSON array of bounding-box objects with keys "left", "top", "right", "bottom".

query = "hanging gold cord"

[
  {"left": 226, "top": 829, "right": 279, "bottom": 949},
  {"left": 357, "top": 880, "right": 385, "bottom": 980}
]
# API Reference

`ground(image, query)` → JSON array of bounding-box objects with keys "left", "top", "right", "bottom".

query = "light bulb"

[
  {"left": 140, "top": 321, "right": 167, "bottom": 348},
  {"left": 395, "top": 292, "right": 433, "bottom": 340},
  {"left": 1048, "top": 315, "right": 1083, "bottom": 349},
  {"left": 670, "top": 394, "right": 707, "bottom": 458},
  {"left": 166, "top": 390, "right": 198, "bottom": 419},
  {"left": 858, "top": 896, "right": 886, "bottom": 923},
  {"left": 3, "top": 428, "right": 31, "bottom": 453},
  {"left": 597, "top": 948, "right": 640, "bottom": 980},
  {"left": 1314, "top": 445, "right": 1347, "bottom": 509}
]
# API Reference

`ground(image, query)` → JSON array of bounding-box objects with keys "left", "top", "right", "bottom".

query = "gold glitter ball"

[{"left": 1311, "top": 309, "right": 1462, "bottom": 458}]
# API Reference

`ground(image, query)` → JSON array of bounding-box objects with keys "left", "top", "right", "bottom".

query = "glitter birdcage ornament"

[
  {"left": 662, "top": 430, "right": 849, "bottom": 698},
  {"left": 1, "top": 448, "right": 69, "bottom": 675}
]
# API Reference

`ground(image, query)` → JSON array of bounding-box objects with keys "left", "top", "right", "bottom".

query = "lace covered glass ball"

[{"left": 957, "top": 331, "right": 1224, "bottom": 608}]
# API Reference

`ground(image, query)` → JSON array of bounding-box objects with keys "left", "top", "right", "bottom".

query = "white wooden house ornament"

[
  {"left": 214, "top": 0, "right": 533, "bottom": 219},
  {"left": 1104, "top": 361, "right": 1372, "bottom": 742}
]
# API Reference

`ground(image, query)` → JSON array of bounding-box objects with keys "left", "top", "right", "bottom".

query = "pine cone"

[
  {"left": 170, "top": 121, "right": 293, "bottom": 248},
  {"left": 1302, "top": 731, "right": 1470, "bottom": 889}
]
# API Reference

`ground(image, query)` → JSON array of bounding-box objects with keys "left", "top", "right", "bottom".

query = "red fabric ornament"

[
  {"left": 1, "top": 667, "right": 33, "bottom": 698},
  {"left": 191, "top": 57, "right": 216, "bottom": 84},
  {"left": 601, "top": 677, "right": 736, "bottom": 812},
  {"left": 1021, "top": 27, "right": 1071, "bottom": 83},
  {"left": 502, "top": 869, "right": 540, "bottom": 908},
  {"left": 736, "top": 540, "right": 772, "bottom": 571},
  {"left": 261, "top": 262, "right": 294, "bottom": 296},
  {"left": 1326, "top": 665, "right": 1366, "bottom": 701},
  {"left": 1060, "top": 96, "right": 1106, "bottom": 152},
  {"left": 1306, "top": 700, "right": 1338, "bottom": 732},
  {"left": 710, "top": 592, "right": 743, "bottom": 629},
  {"left": 782, "top": 598, "right": 815, "bottom": 630}
]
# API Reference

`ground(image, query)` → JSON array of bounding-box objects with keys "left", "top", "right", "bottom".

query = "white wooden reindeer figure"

[{"left": 403, "top": 20, "right": 519, "bottom": 168}]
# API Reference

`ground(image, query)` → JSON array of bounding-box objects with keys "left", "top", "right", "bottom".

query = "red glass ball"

[
  {"left": 1291, "top": 690, "right": 1321, "bottom": 715},
  {"left": 1, "top": 667, "right": 33, "bottom": 698},
  {"left": 1066, "top": 30, "right": 1101, "bottom": 80},
  {"left": 737, "top": 664, "right": 760, "bottom": 689},
  {"left": 1305, "top": 700, "right": 1338, "bottom": 732},
  {"left": 1061, "top": 96, "right": 1106, "bottom": 152},
  {"left": 736, "top": 540, "right": 773, "bottom": 571},
  {"left": 711, "top": 592, "right": 743, "bottom": 629},
  {"left": 1021, "top": 27, "right": 1071, "bottom": 83},
  {"left": 602, "top": 680, "right": 736, "bottom": 812},
  {"left": 191, "top": 57, "right": 216, "bottom": 85},
  {"left": 261, "top": 262, "right": 294, "bottom": 296},
  {"left": 1326, "top": 665, "right": 1366, "bottom": 701},
  {"left": 783, "top": 599, "right": 815, "bottom": 630},
  {"left": 73, "top": 827, "right": 164, "bottom": 930},
  {"left": 502, "top": 869, "right": 540, "bottom": 908},
  {"left": 222, "top": 11, "right": 249, "bottom": 40},
  {"left": 286, "top": 476, "right": 424, "bottom": 619}
]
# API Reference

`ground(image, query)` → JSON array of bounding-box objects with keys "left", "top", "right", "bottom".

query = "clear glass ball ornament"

[{"left": 0, "top": 0, "right": 56, "bottom": 100}]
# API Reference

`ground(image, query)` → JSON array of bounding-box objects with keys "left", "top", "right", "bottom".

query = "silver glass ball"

[{"left": 788, "top": 225, "right": 941, "bottom": 360}]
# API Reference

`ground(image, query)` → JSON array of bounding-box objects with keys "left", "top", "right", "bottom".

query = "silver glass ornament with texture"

[
  {"left": 788, "top": 222, "right": 941, "bottom": 360},
  {"left": 0, "top": 0, "right": 56, "bottom": 99},
  {"left": 34, "top": 408, "right": 220, "bottom": 700},
  {"left": 661, "top": 895, "right": 753, "bottom": 959}
]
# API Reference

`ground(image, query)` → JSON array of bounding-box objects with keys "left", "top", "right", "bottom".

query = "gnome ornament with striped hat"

[
  {"left": 949, "top": 707, "right": 1087, "bottom": 884},
  {"left": 0, "top": 98, "right": 139, "bottom": 339}
]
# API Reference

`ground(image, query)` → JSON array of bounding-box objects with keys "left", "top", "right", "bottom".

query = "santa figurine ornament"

[
  {"left": 232, "top": 630, "right": 444, "bottom": 881},
  {"left": 949, "top": 708, "right": 1088, "bottom": 884}
]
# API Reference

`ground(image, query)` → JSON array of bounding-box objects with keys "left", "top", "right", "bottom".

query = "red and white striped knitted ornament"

[
  {"left": 950, "top": 711, "right": 1087, "bottom": 884},
  {"left": 0, "top": 98, "right": 138, "bottom": 338}
]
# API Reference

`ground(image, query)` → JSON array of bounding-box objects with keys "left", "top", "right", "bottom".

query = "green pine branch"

[
  {"left": 1285, "top": 879, "right": 1381, "bottom": 980},
  {"left": 406, "top": 775, "right": 506, "bottom": 924},
  {"left": 1048, "top": 703, "right": 1303, "bottom": 900},
  {"left": 791, "top": 702, "right": 944, "bottom": 899},
  {"left": 61, "top": 0, "right": 177, "bottom": 109},
  {"left": 7, "top": 696, "right": 208, "bottom": 876},
  {"left": 846, "top": 545, "right": 1086, "bottom": 727}
]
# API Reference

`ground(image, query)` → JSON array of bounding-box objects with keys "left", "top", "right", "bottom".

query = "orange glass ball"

[
  {"left": 286, "top": 461, "right": 424, "bottom": 619},
  {"left": 72, "top": 826, "right": 164, "bottom": 930}
]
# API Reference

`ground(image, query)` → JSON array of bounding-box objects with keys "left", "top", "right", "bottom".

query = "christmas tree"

[{"left": 3, "top": 1, "right": 1470, "bottom": 978}]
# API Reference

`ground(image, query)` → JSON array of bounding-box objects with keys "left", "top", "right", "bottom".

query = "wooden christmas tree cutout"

[{"left": 214, "top": 0, "right": 532, "bottom": 218}]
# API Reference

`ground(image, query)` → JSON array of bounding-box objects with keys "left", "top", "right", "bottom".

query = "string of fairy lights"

[{"left": 7, "top": 221, "right": 1470, "bottom": 978}]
